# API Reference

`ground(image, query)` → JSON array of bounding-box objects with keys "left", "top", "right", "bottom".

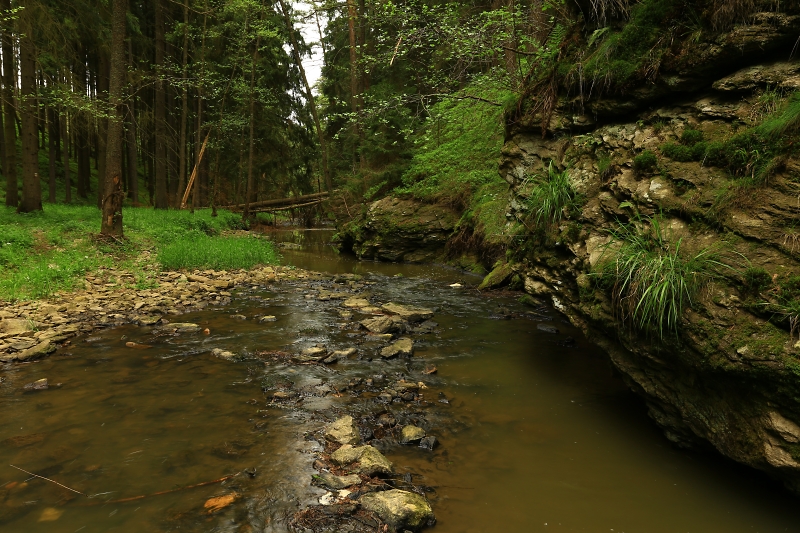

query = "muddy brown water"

[{"left": 1, "top": 229, "right": 799, "bottom": 533}]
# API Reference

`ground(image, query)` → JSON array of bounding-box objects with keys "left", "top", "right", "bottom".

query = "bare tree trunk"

[
  {"left": 61, "top": 105, "right": 71, "bottom": 203},
  {"left": 48, "top": 108, "right": 56, "bottom": 202},
  {"left": 178, "top": 0, "right": 189, "bottom": 206},
  {"left": 153, "top": 0, "right": 168, "bottom": 209},
  {"left": 242, "top": 35, "right": 260, "bottom": 223},
  {"left": 18, "top": 23, "right": 41, "bottom": 213},
  {"left": 2, "top": 11, "right": 18, "bottom": 207},
  {"left": 97, "top": 51, "right": 109, "bottom": 208},
  {"left": 126, "top": 107, "right": 138, "bottom": 204},
  {"left": 101, "top": 0, "right": 127, "bottom": 237},
  {"left": 278, "top": 0, "right": 332, "bottom": 193}
]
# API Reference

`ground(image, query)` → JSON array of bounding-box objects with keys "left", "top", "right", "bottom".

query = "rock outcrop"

[{"left": 337, "top": 197, "right": 458, "bottom": 263}]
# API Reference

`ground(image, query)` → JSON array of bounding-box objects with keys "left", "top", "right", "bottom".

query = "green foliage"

[
  {"left": 525, "top": 164, "right": 581, "bottom": 236},
  {"left": 680, "top": 128, "right": 704, "bottom": 145},
  {"left": 395, "top": 79, "right": 512, "bottom": 246},
  {"left": 596, "top": 215, "right": 728, "bottom": 339},
  {"left": 660, "top": 142, "right": 694, "bottom": 162},
  {"left": 0, "top": 205, "right": 279, "bottom": 302},
  {"left": 757, "top": 92, "right": 800, "bottom": 140},
  {"left": 158, "top": 235, "right": 279, "bottom": 270},
  {"left": 633, "top": 150, "right": 658, "bottom": 172},
  {"left": 583, "top": 0, "right": 684, "bottom": 87}
]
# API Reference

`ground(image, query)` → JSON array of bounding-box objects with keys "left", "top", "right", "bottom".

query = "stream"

[{"left": 1, "top": 229, "right": 800, "bottom": 532}]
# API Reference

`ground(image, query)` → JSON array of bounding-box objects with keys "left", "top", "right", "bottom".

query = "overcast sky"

[{"left": 293, "top": 1, "right": 326, "bottom": 93}]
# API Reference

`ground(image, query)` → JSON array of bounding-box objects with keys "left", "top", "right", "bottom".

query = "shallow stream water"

[{"left": 2, "top": 229, "right": 800, "bottom": 533}]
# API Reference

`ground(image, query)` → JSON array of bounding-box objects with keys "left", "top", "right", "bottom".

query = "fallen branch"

[{"left": 10, "top": 464, "right": 85, "bottom": 496}]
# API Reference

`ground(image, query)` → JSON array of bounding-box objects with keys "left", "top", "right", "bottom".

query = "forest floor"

[{"left": 0, "top": 205, "right": 281, "bottom": 303}]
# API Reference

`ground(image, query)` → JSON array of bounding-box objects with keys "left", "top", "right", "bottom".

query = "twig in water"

[
  {"left": 104, "top": 474, "right": 234, "bottom": 504},
  {"left": 9, "top": 464, "right": 85, "bottom": 496}
]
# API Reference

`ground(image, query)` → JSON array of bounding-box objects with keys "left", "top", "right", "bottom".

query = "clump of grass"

[
  {"left": 742, "top": 267, "right": 773, "bottom": 294},
  {"left": 660, "top": 142, "right": 693, "bottom": 162},
  {"left": 157, "top": 235, "right": 280, "bottom": 270},
  {"left": 525, "top": 163, "right": 582, "bottom": 235},
  {"left": 633, "top": 150, "right": 658, "bottom": 172},
  {"left": 596, "top": 215, "right": 729, "bottom": 339},
  {"left": 680, "top": 128, "right": 704, "bottom": 145}
]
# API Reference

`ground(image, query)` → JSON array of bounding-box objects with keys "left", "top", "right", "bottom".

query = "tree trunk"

[
  {"left": 126, "top": 107, "right": 138, "bottom": 204},
  {"left": 278, "top": 0, "right": 332, "bottom": 192},
  {"left": 178, "top": 0, "right": 189, "bottom": 207},
  {"left": 61, "top": 106, "right": 71, "bottom": 203},
  {"left": 242, "top": 36, "right": 260, "bottom": 223},
  {"left": 2, "top": 13, "right": 18, "bottom": 207},
  {"left": 97, "top": 51, "right": 110, "bottom": 208},
  {"left": 101, "top": 0, "right": 127, "bottom": 237},
  {"left": 153, "top": 0, "right": 168, "bottom": 209},
  {"left": 48, "top": 108, "right": 57, "bottom": 202},
  {"left": 18, "top": 23, "right": 41, "bottom": 213}
]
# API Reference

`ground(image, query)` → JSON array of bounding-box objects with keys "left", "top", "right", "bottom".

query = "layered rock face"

[{"left": 503, "top": 16, "right": 800, "bottom": 490}]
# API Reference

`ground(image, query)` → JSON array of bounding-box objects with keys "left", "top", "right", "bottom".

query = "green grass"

[
  {"left": 633, "top": 150, "right": 658, "bottom": 172},
  {"left": 158, "top": 235, "right": 280, "bottom": 270},
  {"left": 525, "top": 163, "right": 581, "bottom": 236},
  {"left": 596, "top": 215, "right": 729, "bottom": 339},
  {"left": 0, "top": 205, "right": 279, "bottom": 302}
]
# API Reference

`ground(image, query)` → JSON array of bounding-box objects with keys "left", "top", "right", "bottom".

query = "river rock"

[
  {"left": 361, "top": 315, "right": 407, "bottom": 334},
  {"left": 380, "top": 302, "right": 434, "bottom": 323},
  {"left": 359, "top": 489, "right": 434, "bottom": 531},
  {"left": 419, "top": 436, "right": 438, "bottom": 450},
  {"left": 23, "top": 378, "right": 49, "bottom": 391},
  {"left": 380, "top": 338, "right": 414, "bottom": 358},
  {"left": 259, "top": 315, "right": 277, "bottom": 323},
  {"left": 330, "top": 445, "right": 393, "bottom": 476},
  {"left": 537, "top": 323, "right": 560, "bottom": 334},
  {"left": 325, "top": 415, "right": 361, "bottom": 446},
  {"left": 15, "top": 341, "right": 55, "bottom": 362},
  {"left": 165, "top": 323, "right": 201, "bottom": 333},
  {"left": 343, "top": 298, "right": 371, "bottom": 308},
  {"left": 0, "top": 318, "right": 33, "bottom": 336},
  {"left": 312, "top": 472, "right": 362, "bottom": 490},
  {"left": 211, "top": 348, "right": 237, "bottom": 360},
  {"left": 136, "top": 315, "right": 162, "bottom": 326},
  {"left": 272, "top": 390, "right": 299, "bottom": 400},
  {"left": 400, "top": 425, "right": 426, "bottom": 444},
  {"left": 477, "top": 262, "right": 514, "bottom": 291},
  {"left": 296, "top": 346, "right": 327, "bottom": 362}
]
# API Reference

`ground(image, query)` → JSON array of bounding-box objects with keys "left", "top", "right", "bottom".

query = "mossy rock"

[{"left": 478, "top": 262, "right": 514, "bottom": 291}]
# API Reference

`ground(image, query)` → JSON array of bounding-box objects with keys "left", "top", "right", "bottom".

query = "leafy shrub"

[
  {"left": 680, "top": 128, "right": 704, "bottom": 145},
  {"left": 633, "top": 150, "right": 658, "bottom": 172},
  {"left": 660, "top": 142, "right": 693, "bottom": 162},
  {"left": 596, "top": 215, "right": 728, "bottom": 339}
]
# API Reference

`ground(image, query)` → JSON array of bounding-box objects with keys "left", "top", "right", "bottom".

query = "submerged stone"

[
  {"left": 400, "top": 425, "right": 426, "bottom": 444},
  {"left": 312, "top": 472, "right": 361, "bottom": 490}
]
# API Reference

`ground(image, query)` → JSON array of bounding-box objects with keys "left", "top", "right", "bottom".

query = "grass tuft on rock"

[
  {"left": 525, "top": 163, "right": 582, "bottom": 236},
  {"left": 596, "top": 215, "right": 730, "bottom": 339}
]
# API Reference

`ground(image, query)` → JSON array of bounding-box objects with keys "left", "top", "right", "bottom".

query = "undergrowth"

[
  {"left": 523, "top": 163, "right": 582, "bottom": 238},
  {"left": 0, "top": 206, "right": 279, "bottom": 302},
  {"left": 595, "top": 215, "right": 731, "bottom": 339}
]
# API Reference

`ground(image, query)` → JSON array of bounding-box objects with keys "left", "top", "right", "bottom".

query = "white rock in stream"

[{"left": 211, "top": 348, "right": 237, "bottom": 361}]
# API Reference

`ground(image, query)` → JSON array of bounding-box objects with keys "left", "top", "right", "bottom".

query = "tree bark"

[
  {"left": 178, "top": 0, "right": 189, "bottom": 207},
  {"left": 101, "top": 0, "right": 127, "bottom": 237},
  {"left": 242, "top": 35, "right": 260, "bottom": 223},
  {"left": 61, "top": 105, "right": 71, "bottom": 203},
  {"left": 278, "top": 0, "right": 332, "bottom": 192},
  {"left": 48, "top": 108, "right": 57, "bottom": 202},
  {"left": 153, "top": 0, "right": 168, "bottom": 209},
  {"left": 97, "top": 51, "right": 110, "bottom": 208},
  {"left": 2, "top": 13, "right": 18, "bottom": 207},
  {"left": 18, "top": 23, "right": 41, "bottom": 213}
]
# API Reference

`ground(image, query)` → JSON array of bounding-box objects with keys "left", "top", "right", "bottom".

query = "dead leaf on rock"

[{"left": 204, "top": 492, "right": 238, "bottom": 514}]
